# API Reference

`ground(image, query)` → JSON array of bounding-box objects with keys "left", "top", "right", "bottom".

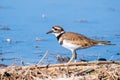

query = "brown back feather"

[{"left": 59, "top": 32, "right": 98, "bottom": 48}]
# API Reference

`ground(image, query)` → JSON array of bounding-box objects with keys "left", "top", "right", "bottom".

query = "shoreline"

[{"left": 0, "top": 61, "right": 120, "bottom": 80}]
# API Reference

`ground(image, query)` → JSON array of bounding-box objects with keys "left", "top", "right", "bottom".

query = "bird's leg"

[
  {"left": 74, "top": 51, "right": 77, "bottom": 62},
  {"left": 75, "top": 51, "right": 77, "bottom": 59},
  {"left": 68, "top": 50, "right": 75, "bottom": 63}
]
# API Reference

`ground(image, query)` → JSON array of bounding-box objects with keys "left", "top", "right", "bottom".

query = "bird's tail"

[{"left": 97, "top": 41, "right": 115, "bottom": 45}]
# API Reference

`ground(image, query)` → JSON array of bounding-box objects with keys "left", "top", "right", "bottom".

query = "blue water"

[{"left": 0, "top": 0, "right": 120, "bottom": 65}]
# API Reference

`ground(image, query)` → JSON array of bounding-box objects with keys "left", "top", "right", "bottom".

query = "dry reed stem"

[
  {"left": 37, "top": 50, "right": 49, "bottom": 65},
  {"left": 0, "top": 61, "right": 120, "bottom": 80}
]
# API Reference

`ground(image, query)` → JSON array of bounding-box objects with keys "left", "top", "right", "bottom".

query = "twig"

[
  {"left": 75, "top": 68, "right": 95, "bottom": 76},
  {"left": 21, "top": 56, "right": 25, "bottom": 66},
  {"left": 12, "top": 57, "right": 17, "bottom": 66},
  {"left": 30, "top": 70, "right": 40, "bottom": 80},
  {"left": 37, "top": 50, "right": 49, "bottom": 65},
  {"left": 109, "top": 55, "right": 114, "bottom": 61},
  {"left": 38, "top": 61, "right": 120, "bottom": 68}
]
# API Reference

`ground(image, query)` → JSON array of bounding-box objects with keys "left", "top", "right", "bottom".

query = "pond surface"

[{"left": 0, "top": 0, "right": 120, "bottom": 65}]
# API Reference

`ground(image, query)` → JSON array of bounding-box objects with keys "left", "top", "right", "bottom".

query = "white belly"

[{"left": 61, "top": 40, "right": 81, "bottom": 51}]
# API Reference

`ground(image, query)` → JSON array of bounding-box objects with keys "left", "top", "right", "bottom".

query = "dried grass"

[{"left": 0, "top": 61, "right": 120, "bottom": 80}]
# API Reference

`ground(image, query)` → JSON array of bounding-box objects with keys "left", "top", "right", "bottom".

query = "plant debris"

[{"left": 0, "top": 61, "right": 120, "bottom": 80}]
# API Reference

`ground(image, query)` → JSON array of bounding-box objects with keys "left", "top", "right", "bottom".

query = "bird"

[{"left": 46, "top": 26, "right": 112, "bottom": 63}]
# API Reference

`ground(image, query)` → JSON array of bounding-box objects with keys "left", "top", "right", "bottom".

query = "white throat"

[{"left": 53, "top": 31, "right": 65, "bottom": 37}]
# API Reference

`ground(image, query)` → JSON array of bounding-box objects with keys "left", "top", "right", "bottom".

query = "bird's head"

[{"left": 46, "top": 26, "right": 65, "bottom": 37}]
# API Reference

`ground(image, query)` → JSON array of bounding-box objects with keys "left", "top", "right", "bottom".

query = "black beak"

[{"left": 46, "top": 30, "right": 53, "bottom": 34}]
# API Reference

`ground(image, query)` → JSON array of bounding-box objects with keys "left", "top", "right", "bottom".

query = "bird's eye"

[
  {"left": 54, "top": 28, "right": 58, "bottom": 30},
  {"left": 52, "top": 27, "right": 58, "bottom": 30}
]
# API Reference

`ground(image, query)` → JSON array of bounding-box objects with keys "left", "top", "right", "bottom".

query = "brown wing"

[{"left": 59, "top": 32, "right": 98, "bottom": 48}]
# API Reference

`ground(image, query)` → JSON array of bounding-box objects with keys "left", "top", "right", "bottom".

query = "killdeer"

[{"left": 47, "top": 26, "right": 112, "bottom": 63}]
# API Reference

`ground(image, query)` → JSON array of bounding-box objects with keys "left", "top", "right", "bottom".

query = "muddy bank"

[{"left": 0, "top": 61, "right": 120, "bottom": 80}]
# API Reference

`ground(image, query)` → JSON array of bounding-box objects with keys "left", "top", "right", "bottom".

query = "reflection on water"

[{"left": 0, "top": 0, "right": 120, "bottom": 65}]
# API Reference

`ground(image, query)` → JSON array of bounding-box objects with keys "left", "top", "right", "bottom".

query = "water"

[{"left": 0, "top": 0, "right": 120, "bottom": 65}]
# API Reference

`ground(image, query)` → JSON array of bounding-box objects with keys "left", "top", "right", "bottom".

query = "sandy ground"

[{"left": 0, "top": 61, "right": 120, "bottom": 80}]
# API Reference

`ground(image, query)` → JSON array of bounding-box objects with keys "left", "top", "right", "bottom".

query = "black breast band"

[{"left": 56, "top": 32, "right": 65, "bottom": 45}]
